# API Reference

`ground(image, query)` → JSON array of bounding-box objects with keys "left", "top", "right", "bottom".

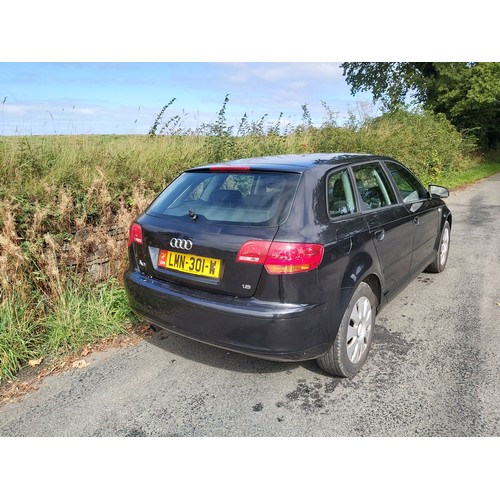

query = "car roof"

[{"left": 188, "top": 153, "right": 392, "bottom": 173}]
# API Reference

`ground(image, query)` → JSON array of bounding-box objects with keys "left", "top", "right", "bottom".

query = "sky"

[
  {"left": 2, "top": 2, "right": 497, "bottom": 137},
  {"left": 0, "top": 62, "right": 375, "bottom": 135}
]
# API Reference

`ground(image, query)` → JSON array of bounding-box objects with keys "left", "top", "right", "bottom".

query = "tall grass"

[
  {"left": 43, "top": 280, "right": 130, "bottom": 355},
  {"left": 0, "top": 280, "right": 129, "bottom": 381},
  {"left": 0, "top": 104, "right": 482, "bottom": 381},
  {"left": 0, "top": 169, "right": 150, "bottom": 381},
  {"left": 0, "top": 297, "right": 40, "bottom": 379}
]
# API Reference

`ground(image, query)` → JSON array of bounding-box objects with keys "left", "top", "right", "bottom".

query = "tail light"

[
  {"left": 235, "top": 240, "right": 272, "bottom": 264},
  {"left": 236, "top": 241, "right": 324, "bottom": 274},
  {"left": 128, "top": 223, "right": 143, "bottom": 246}
]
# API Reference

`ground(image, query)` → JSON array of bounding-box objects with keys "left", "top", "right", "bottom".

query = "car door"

[
  {"left": 351, "top": 161, "right": 414, "bottom": 300},
  {"left": 383, "top": 161, "right": 440, "bottom": 277}
]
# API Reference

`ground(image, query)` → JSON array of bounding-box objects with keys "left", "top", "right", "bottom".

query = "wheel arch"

[
  {"left": 362, "top": 273, "right": 382, "bottom": 311},
  {"left": 320, "top": 267, "right": 383, "bottom": 347},
  {"left": 441, "top": 205, "right": 452, "bottom": 230}
]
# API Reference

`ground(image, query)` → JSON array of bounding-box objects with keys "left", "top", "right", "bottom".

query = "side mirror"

[{"left": 428, "top": 184, "right": 449, "bottom": 199}]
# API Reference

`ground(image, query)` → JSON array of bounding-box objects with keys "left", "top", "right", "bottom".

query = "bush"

[{"left": 306, "top": 109, "right": 477, "bottom": 184}]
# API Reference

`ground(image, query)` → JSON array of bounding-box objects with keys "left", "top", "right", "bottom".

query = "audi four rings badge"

[{"left": 170, "top": 238, "right": 193, "bottom": 250}]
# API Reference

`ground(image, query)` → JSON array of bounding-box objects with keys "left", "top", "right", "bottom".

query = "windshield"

[{"left": 147, "top": 171, "right": 301, "bottom": 226}]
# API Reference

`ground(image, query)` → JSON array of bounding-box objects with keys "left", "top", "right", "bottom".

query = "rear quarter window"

[{"left": 147, "top": 171, "right": 300, "bottom": 226}]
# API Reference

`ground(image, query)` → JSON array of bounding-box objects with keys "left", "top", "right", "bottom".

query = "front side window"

[
  {"left": 352, "top": 162, "right": 397, "bottom": 211},
  {"left": 385, "top": 161, "right": 427, "bottom": 203},
  {"left": 327, "top": 169, "right": 357, "bottom": 217}
]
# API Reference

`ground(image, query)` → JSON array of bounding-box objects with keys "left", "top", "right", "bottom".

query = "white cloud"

[
  {"left": 3, "top": 103, "right": 46, "bottom": 114},
  {"left": 223, "top": 62, "right": 343, "bottom": 86},
  {"left": 70, "top": 107, "right": 98, "bottom": 116},
  {"left": 3, "top": 103, "right": 98, "bottom": 116},
  {"left": 214, "top": 63, "right": 359, "bottom": 118}
]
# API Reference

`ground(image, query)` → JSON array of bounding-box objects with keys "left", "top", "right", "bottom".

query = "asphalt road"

[{"left": 1, "top": 174, "right": 499, "bottom": 437}]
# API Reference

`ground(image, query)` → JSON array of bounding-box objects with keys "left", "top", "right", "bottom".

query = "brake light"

[
  {"left": 236, "top": 241, "right": 324, "bottom": 274},
  {"left": 236, "top": 240, "right": 272, "bottom": 264},
  {"left": 128, "top": 223, "right": 143, "bottom": 246},
  {"left": 209, "top": 165, "right": 251, "bottom": 172}
]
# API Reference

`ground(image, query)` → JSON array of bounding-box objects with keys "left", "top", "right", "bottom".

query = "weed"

[
  {"left": 204, "top": 94, "right": 237, "bottom": 163},
  {"left": 148, "top": 98, "right": 176, "bottom": 138}
]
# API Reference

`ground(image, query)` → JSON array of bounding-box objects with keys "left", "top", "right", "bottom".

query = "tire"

[
  {"left": 425, "top": 220, "right": 450, "bottom": 273},
  {"left": 317, "top": 281, "right": 377, "bottom": 378}
]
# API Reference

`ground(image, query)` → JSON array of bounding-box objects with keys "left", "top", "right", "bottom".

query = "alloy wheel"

[{"left": 346, "top": 296, "right": 373, "bottom": 364}]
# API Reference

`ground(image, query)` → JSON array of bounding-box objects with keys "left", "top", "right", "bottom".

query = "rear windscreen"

[{"left": 147, "top": 171, "right": 300, "bottom": 226}]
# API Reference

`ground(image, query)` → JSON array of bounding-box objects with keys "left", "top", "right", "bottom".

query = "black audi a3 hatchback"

[{"left": 124, "top": 153, "right": 451, "bottom": 377}]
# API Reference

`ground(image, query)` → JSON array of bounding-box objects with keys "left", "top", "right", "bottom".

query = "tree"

[{"left": 341, "top": 62, "right": 500, "bottom": 149}]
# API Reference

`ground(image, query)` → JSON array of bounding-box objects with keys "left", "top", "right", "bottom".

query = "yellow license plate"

[{"left": 158, "top": 250, "right": 221, "bottom": 279}]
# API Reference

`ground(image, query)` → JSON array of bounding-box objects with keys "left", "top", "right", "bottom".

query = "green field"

[{"left": 1, "top": 109, "right": 498, "bottom": 381}]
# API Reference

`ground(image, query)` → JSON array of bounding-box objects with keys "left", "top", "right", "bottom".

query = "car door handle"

[
  {"left": 374, "top": 229, "right": 385, "bottom": 241},
  {"left": 413, "top": 216, "right": 420, "bottom": 225}
]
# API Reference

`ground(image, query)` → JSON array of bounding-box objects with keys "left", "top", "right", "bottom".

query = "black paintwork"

[{"left": 124, "top": 153, "right": 451, "bottom": 361}]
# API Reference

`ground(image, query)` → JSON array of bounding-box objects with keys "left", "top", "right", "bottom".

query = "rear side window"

[
  {"left": 352, "top": 162, "right": 397, "bottom": 211},
  {"left": 147, "top": 171, "right": 300, "bottom": 226},
  {"left": 327, "top": 169, "right": 357, "bottom": 217}
]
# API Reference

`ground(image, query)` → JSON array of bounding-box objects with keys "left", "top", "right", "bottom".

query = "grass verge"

[
  {"left": 434, "top": 161, "right": 500, "bottom": 190},
  {"left": 0, "top": 279, "right": 134, "bottom": 382},
  {"left": 0, "top": 298, "right": 41, "bottom": 380},
  {"left": 43, "top": 280, "right": 132, "bottom": 356}
]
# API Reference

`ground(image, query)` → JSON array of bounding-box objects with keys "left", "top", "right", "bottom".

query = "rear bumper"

[{"left": 124, "top": 270, "right": 330, "bottom": 361}]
